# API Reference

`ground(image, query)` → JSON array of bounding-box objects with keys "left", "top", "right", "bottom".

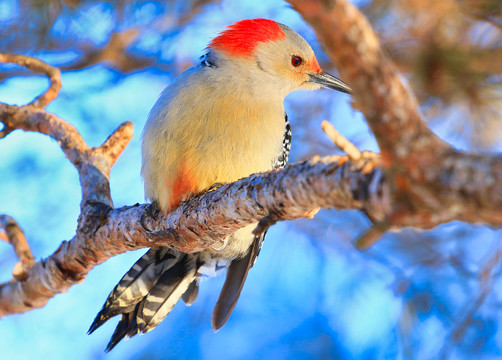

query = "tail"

[
  {"left": 88, "top": 247, "right": 200, "bottom": 351},
  {"left": 211, "top": 232, "right": 265, "bottom": 330}
]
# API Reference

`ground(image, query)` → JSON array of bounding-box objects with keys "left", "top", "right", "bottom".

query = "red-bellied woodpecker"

[{"left": 88, "top": 18, "right": 351, "bottom": 351}]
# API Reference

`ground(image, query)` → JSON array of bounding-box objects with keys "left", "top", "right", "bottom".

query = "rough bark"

[
  {"left": 0, "top": 215, "right": 34, "bottom": 281},
  {"left": 0, "top": 154, "right": 386, "bottom": 316}
]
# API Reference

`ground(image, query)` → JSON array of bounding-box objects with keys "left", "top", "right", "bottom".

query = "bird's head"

[{"left": 209, "top": 18, "right": 351, "bottom": 96}]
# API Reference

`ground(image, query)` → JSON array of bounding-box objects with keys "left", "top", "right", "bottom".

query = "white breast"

[{"left": 142, "top": 65, "right": 287, "bottom": 212}]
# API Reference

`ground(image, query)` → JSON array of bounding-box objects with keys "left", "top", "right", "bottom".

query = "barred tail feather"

[
  {"left": 95, "top": 253, "right": 201, "bottom": 351},
  {"left": 105, "top": 305, "right": 140, "bottom": 352},
  {"left": 88, "top": 247, "right": 182, "bottom": 334},
  {"left": 136, "top": 253, "right": 198, "bottom": 332},
  {"left": 182, "top": 278, "right": 199, "bottom": 306}
]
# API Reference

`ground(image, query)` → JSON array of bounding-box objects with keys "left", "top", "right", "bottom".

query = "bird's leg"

[
  {"left": 252, "top": 213, "right": 278, "bottom": 239},
  {"left": 140, "top": 201, "right": 161, "bottom": 232}
]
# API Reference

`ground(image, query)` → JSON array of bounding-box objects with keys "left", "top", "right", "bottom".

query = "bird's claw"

[
  {"left": 211, "top": 237, "right": 229, "bottom": 251},
  {"left": 207, "top": 182, "right": 224, "bottom": 191},
  {"left": 252, "top": 213, "right": 278, "bottom": 238},
  {"left": 140, "top": 201, "right": 161, "bottom": 232}
]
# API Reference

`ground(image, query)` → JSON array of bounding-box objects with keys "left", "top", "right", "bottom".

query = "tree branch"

[
  {"left": 0, "top": 215, "right": 34, "bottom": 281},
  {"left": 0, "top": 53, "right": 133, "bottom": 316},
  {"left": 0, "top": 53, "right": 61, "bottom": 108},
  {"left": 0, "top": 154, "right": 387, "bottom": 317},
  {"left": 322, "top": 120, "right": 362, "bottom": 161}
]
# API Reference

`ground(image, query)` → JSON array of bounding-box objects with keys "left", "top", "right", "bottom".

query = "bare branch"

[
  {"left": 95, "top": 121, "right": 134, "bottom": 167},
  {"left": 288, "top": 0, "right": 502, "bottom": 231},
  {"left": 0, "top": 103, "right": 90, "bottom": 161},
  {"left": 0, "top": 53, "right": 61, "bottom": 108},
  {"left": 0, "top": 215, "right": 35, "bottom": 281},
  {"left": 3, "top": 93, "right": 502, "bottom": 315},
  {"left": 321, "top": 120, "right": 362, "bottom": 160},
  {"left": 0, "top": 102, "right": 133, "bottom": 208},
  {"left": 354, "top": 222, "right": 390, "bottom": 250},
  {"left": 0, "top": 155, "right": 387, "bottom": 317},
  {"left": 0, "top": 53, "right": 133, "bottom": 315},
  {"left": 1, "top": 2, "right": 502, "bottom": 338}
]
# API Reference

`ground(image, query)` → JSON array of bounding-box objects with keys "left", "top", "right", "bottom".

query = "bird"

[{"left": 88, "top": 18, "right": 351, "bottom": 351}]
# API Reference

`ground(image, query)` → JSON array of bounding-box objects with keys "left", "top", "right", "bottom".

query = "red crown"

[{"left": 210, "top": 19, "right": 286, "bottom": 57}]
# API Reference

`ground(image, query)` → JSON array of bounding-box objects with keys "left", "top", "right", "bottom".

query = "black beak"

[{"left": 309, "top": 72, "right": 352, "bottom": 95}]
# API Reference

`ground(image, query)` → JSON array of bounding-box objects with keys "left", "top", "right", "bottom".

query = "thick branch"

[
  {"left": 0, "top": 54, "right": 134, "bottom": 315},
  {"left": 0, "top": 155, "right": 387, "bottom": 317},
  {"left": 2, "top": 12, "right": 502, "bottom": 327}
]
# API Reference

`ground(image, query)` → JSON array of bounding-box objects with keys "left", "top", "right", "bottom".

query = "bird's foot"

[
  {"left": 211, "top": 237, "right": 230, "bottom": 251},
  {"left": 252, "top": 213, "right": 278, "bottom": 239},
  {"left": 140, "top": 201, "right": 161, "bottom": 232},
  {"left": 207, "top": 182, "right": 225, "bottom": 191}
]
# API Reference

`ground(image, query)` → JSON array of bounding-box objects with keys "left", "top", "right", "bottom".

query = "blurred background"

[{"left": 1, "top": 0, "right": 502, "bottom": 359}]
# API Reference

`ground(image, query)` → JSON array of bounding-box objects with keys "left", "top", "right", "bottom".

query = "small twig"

[
  {"left": 0, "top": 123, "right": 13, "bottom": 139},
  {"left": 0, "top": 215, "right": 35, "bottom": 280},
  {"left": 321, "top": 120, "right": 361, "bottom": 160},
  {"left": 321, "top": 121, "right": 381, "bottom": 174},
  {"left": 94, "top": 121, "right": 134, "bottom": 166},
  {"left": 0, "top": 103, "right": 90, "bottom": 164},
  {"left": 354, "top": 222, "right": 391, "bottom": 250},
  {"left": 0, "top": 53, "right": 61, "bottom": 108}
]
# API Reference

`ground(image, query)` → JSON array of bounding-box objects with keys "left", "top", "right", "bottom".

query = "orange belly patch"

[{"left": 169, "top": 163, "right": 197, "bottom": 209}]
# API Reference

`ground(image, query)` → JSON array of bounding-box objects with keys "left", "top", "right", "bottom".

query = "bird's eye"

[{"left": 291, "top": 56, "right": 303, "bottom": 67}]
